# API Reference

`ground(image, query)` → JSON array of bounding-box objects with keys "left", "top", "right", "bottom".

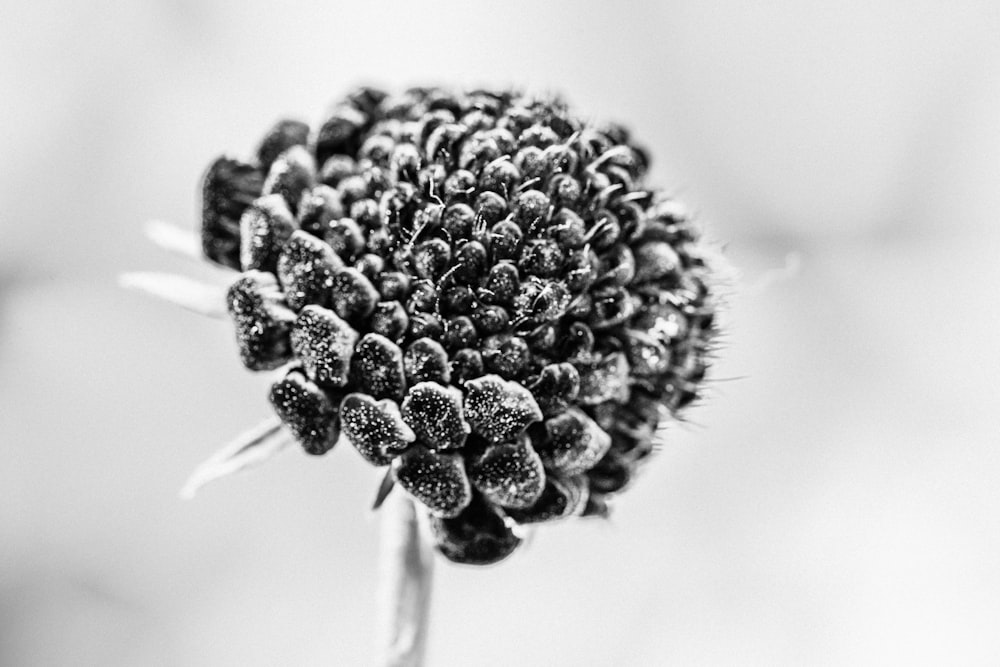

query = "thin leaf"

[
  {"left": 180, "top": 417, "right": 292, "bottom": 499},
  {"left": 372, "top": 468, "right": 396, "bottom": 511},
  {"left": 119, "top": 271, "right": 227, "bottom": 319},
  {"left": 144, "top": 219, "right": 202, "bottom": 261}
]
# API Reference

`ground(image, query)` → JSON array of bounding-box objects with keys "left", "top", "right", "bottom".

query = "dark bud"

[
  {"left": 262, "top": 145, "right": 316, "bottom": 214},
  {"left": 226, "top": 270, "right": 296, "bottom": 370},
  {"left": 425, "top": 123, "right": 467, "bottom": 165},
  {"left": 358, "top": 134, "right": 395, "bottom": 168},
  {"left": 479, "top": 262, "right": 517, "bottom": 306},
  {"left": 541, "top": 144, "right": 578, "bottom": 175},
  {"left": 392, "top": 445, "right": 471, "bottom": 518},
  {"left": 319, "top": 155, "right": 358, "bottom": 188},
  {"left": 576, "top": 352, "right": 630, "bottom": 405},
  {"left": 596, "top": 244, "right": 636, "bottom": 287},
  {"left": 548, "top": 209, "right": 586, "bottom": 250},
  {"left": 537, "top": 408, "right": 612, "bottom": 475},
  {"left": 479, "top": 158, "right": 521, "bottom": 197},
  {"left": 442, "top": 203, "right": 476, "bottom": 240},
  {"left": 268, "top": 370, "right": 340, "bottom": 456},
  {"left": 376, "top": 271, "right": 411, "bottom": 302},
  {"left": 370, "top": 300, "right": 409, "bottom": 343},
  {"left": 412, "top": 239, "right": 452, "bottom": 280},
  {"left": 512, "top": 189, "right": 551, "bottom": 232},
  {"left": 201, "top": 156, "right": 265, "bottom": 269},
  {"left": 513, "top": 145, "right": 547, "bottom": 182},
  {"left": 442, "top": 316, "right": 478, "bottom": 350},
  {"left": 297, "top": 185, "right": 344, "bottom": 237},
  {"left": 404, "top": 337, "right": 451, "bottom": 386},
  {"left": 581, "top": 493, "right": 610, "bottom": 518},
  {"left": 506, "top": 474, "right": 588, "bottom": 524},
  {"left": 406, "top": 279, "right": 436, "bottom": 313},
  {"left": 458, "top": 132, "right": 501, "bottom": 172},
  {"left": 631, "top": 240, "right": 681, "bottom": 285},
  {"left": 518, "top": 124, "right": 559, "bottom": 149},
  {"left": 256, "top": 119, "right": 310, "bottom": 171},
  {"left": 485, "top": 127, "right": 516, "bottom": 155},
  {"left": 290, "top": 305, "right": 359, "bottom": 388},
  {"left": 450, "top": 348, "right": 484, "bottom": 386},
  {"left": 430, "top": 496, "right": 521, "bottom": 565},
  {"left": 528, "top": 362, "right": 580, "bottom": 417},
  {"left": 569, "top": 319, "right": 598, "bottom": 355},
  {"left": 316, "top": 104, "right": 368, "bottom": 166},
  {"left": 349, "top": 333, "right": 406, "bottom": 401},
  {"left": 346, "top": 85, "right": 388, "bottom": 115},
  {"left": 587, "top": 209, "right": 621, "bottom": 250},
  {"left": 470, "top": 304, "right": 510, "bottom": 335},
  {"left": 518, "top": 240, "right": 564, "bottom": 278},
  {"left": 562, "top": 248, "right": 598, "bottom": 292},
  {"left": 336, "top": 174, "right": 369, "bottom": 208},
  {"left": 391, "top": 142, "right": 422, "bottom": 183},
  {"left": 623, "top": 329, "right": 671, "bottom": 377},
  {"left": 400, "top": 382, "right": 470, "bottom": 450},
  {"left": 239, "top": 194, "right": 295, "bottom": 274},
  {"left": 587, "top": 285, "right": 636, "bottom": 330},
  {"left": 355, "top": 253, "right": 385, "bottom": 282},
  {"left": 324, "top": 217, "right": 365, "bottom": 262},
  {"left": 523, "top": 322, "right": 558, "bottom": 353},
  {"left": 548, "top": 173, "right": 582, "bottom": 208},
  {"left": 475, "top": 191, "right": 508, "bottom": 226},
  {"left": 513, "top": 277, "right": 571, "bottom": 324},
  {"left": 482, "top": 335, "right": 530, "bottom": 378},
  {"left": 489, "top": 220, "right": 523, "bottom": 261},
  {"left": 587, "top": 455, "right": 632, "bottom": 495},
  {"left": 439, "top": 285, "right": 476, "bottom": 316},
  {"left": 407, "top": 312, "right": 444, "bottom": 342},
  {"left": 442, "top": 169, "right": 477, "bottom": 202},
  {"left": 453, "top": 241, "right": 488, "bottom": 284},
  {"left": 349, "top": 198, "right": 382, "bottom": 231},
  {"left": 329, "top": 267, "right": 379, "bottom": 324}
]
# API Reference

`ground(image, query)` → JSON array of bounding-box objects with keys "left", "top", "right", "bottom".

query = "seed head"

[{"left": 201, "top": 86, "right": 719, "bottom": 565}]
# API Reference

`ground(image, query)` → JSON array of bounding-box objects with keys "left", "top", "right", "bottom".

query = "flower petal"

[
  {"left": 340, "top": 393, "right": 415, "bottom": 466},
  {"left": 467, "top": 436, "right": 546, "bottom": 509},
  {"left": 463, "top": 374, "right": 542, "bottom": 443},
  {"left": 536, "top": 408, "right": 612, "bottom": 475},
  {"left": 290, "top": 305, "right": 358, "bottom": 388},
  {"left": 391, "top": 444, "right": 471, "bottom": 517},
  {"left": 429, "top": 496, "right": 521, "bottom": 565},
  {"left": 268, "top": 370, "right": 340, "bottom": 455},
  {"left": 400, "top": 382, "right": 469, "bottom": 450}
]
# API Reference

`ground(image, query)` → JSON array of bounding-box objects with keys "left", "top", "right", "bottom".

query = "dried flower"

[{"left": 146, "top": 86, "right": 719, "bottom": 566}]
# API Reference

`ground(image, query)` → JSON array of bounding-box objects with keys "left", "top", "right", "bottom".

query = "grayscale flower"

[{"left": 138, "top": 87, "right": 719, "bottom": 565}]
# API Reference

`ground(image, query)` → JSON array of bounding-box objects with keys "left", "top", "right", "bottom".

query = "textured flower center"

[{"left": 201, "top": 87, "right": 717, "bottom": 565}]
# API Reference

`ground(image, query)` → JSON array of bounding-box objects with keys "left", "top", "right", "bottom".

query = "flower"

[{"left": 198, "top": 86, "right": 718, "bottom": 565}]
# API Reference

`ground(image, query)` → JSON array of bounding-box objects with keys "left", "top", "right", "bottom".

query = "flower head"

[{"left": 200, "top": 86, "right": 718, "bottom": 565}]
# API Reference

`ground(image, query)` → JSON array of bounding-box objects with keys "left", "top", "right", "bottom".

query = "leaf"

[
  {"left": 144, "top": 219, "right": 203, "bottom": 261},
  {"left": 119, "top": 271, "right": 228, "bottom": 319},
  {"left": 180, "top": 416, "right": 292, "bottom": 499}
]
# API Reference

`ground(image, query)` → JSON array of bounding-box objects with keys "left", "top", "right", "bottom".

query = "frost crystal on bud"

[{"left": 198, "top": 86, "right": 720, "bottom": 565}]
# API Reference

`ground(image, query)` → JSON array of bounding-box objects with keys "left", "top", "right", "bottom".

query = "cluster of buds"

[{"left": 201, "top": 87, "right": 717, "bottom": 565}]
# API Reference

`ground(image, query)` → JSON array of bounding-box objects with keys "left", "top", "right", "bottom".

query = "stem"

[{"left": 376, "top": 491, "right": 434, "bottom": 667}]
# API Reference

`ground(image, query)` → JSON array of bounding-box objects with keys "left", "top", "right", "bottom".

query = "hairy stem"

[{"left": 377, "top": 491, "right": 434, "bottom": 667}]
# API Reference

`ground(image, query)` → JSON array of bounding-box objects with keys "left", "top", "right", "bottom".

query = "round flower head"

[{"left": 201, "top": 86, "right": 718, "bottom": 565}]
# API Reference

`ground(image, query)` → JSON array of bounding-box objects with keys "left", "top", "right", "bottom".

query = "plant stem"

[{"left": 376, "top": 491, "right": 434, "bottom": 667}]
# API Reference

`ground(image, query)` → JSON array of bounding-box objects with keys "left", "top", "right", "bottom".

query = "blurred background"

[{"left": 2, "top": 1, "right": 999, "bottom": 665}]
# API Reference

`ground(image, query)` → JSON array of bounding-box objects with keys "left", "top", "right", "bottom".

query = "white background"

[{"left": 1, "top": 1, "right": 999, "bottom": 664}]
